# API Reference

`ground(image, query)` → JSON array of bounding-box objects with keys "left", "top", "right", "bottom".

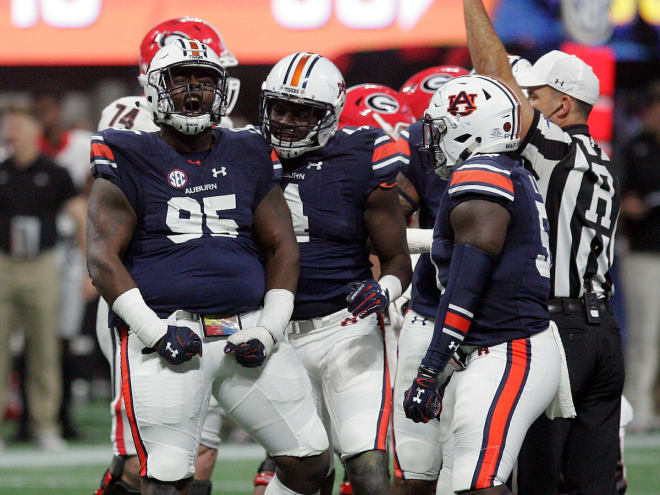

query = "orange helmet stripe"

[{"left": 290, "top": 54, "right": 311, "bottom": 87}]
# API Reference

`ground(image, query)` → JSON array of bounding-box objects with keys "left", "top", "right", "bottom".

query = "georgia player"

[
  {"left": 339, "top": 83, "right": 415, "bottom": 139},
  {"left": 399, "top": 66, "right": 470, "bottom": 121},
  {"left": 94, "top": 17, "right": 239, "bottom": 495}
]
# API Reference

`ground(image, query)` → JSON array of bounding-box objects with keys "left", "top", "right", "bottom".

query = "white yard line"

[{"left": 0, "top": 443, "right": 265, "bottom": 468}]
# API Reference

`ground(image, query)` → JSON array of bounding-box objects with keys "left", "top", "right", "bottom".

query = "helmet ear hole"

[{"left": 454, "top": 133, "right": 471, "bottom": 143}]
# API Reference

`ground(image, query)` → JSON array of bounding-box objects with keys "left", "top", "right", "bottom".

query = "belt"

[
  {"left": 547, "top": 297, "right": 612, "bottom": 315},
  {"left": 287, "top": 308, "right": 355, "bottom": 335},
  {"left": 288, "top": 317, "right": 326, "bottom": 334}
]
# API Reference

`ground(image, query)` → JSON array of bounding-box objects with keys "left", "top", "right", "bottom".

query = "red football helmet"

[
  {"left": 138, "top": 17, "right": 240, "bottom": 113},
  {"left": 339, "top": 84, "right": 415, "bottom": 139},
  {"left": 399, "top": 65, "right": 470, "bottom": 120}
]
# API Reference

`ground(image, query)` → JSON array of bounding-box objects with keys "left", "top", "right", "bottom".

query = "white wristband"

[
  {"left": 379, "top": 275, "right": 403, "bottom": 303},
  {"left": 257, "top": 289, "right": 295, "bottom": 342},
  {"left": 111, "top": 288, "right": 167, "bottom": 348},
  {"left": 406, "top": 228, "right": 434, "bottom": 254}
]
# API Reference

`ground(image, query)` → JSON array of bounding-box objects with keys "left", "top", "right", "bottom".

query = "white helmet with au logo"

[
  {"left": 421, "top": 75, "right": 521, "bottom": 178},
  {"left": 260, "top": 52, "right": 346, "bottom": 158},
  {"left": 145, "top": 38, "right": 229, "bottom": 135}
]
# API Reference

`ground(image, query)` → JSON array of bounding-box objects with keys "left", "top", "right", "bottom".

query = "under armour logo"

[
  {"left": 411, "top": 315, "right": 427, "bottom": 326},
  {"left": 413, "top": 389, "right": 425, "bottom": 403},
  {"left": 307, "top": 161, "right": 323, "bottom": 170},
  {"left": 165, "top": 342, "right": 179, "bottom": 358},
  {"left": 212, "top": 167, "right": 227, "bottom": 178},
  {"left": 448, "top": 341, "right": 459, "bottom": 351},
  {"left": 554, "top": 78, "right": 565, "bottom": 87}
]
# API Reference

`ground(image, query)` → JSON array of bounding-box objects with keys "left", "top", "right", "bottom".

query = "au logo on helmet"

[{"left": 447, "top": 91, "right": 478, "bottom": 116}]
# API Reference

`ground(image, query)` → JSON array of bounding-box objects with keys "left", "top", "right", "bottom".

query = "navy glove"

[
  {"left": 403, "top": 365, "right": 443, "bottom": 423},
  {"left": 154, "top": 325, "right": 202, "bottom": 365},
  {"left": 346, "top": 278, "right": 389, "bottom": 319},
  {"left": 224, "top": 327, "right": 275, "bottom": 368}
]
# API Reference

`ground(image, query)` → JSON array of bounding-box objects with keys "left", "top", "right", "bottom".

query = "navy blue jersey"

[
  {"left": 431, "top": 154, "right": 551, "bottom": 346},
  {"left": 280, "top": 126, "right": 409, "bottom": 320},
  {"left": 399, "top": 121, "right": 448, "bottom": 319},
  {"left": 90, "top": 127, "right": 280, "bottom": 324}
]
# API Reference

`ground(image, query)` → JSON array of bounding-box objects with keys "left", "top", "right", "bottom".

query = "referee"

[{"left": 463, "top": 1, "right": 624, "bottom": 494}]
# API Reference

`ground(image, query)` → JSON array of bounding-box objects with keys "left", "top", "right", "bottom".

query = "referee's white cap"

[{"left": 515, "top": 50, "right": 599, "bottom": 105}]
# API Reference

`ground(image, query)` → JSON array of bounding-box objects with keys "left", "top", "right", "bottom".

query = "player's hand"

[
  {"left": 403, "top": 365, "right": 443, "bottom": 423},
  {"left": 153, "top": 325, "right": 202, "bottom": 365},
  {"left": 224, "top": 327, "right": 275, "bottom": 368},
  {"left": 346, "top": 278, "right": 390, "bottom": 319}
]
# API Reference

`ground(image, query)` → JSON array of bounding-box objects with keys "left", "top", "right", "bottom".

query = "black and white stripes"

[{"left": 520, "top": 111, "right": 620, "bottom": 298}]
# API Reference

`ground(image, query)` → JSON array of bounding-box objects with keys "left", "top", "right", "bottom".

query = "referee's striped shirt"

[{"left": 520, "top": 110, "right": 620, "bottom": 299}]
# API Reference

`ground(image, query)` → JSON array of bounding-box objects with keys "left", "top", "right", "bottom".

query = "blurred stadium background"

[{"left": 0, "top": 0, "right": 659, "bottom": 493}]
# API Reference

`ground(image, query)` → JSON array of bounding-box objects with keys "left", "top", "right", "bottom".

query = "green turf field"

[{"left": 1, "top": 400, "right": 658, "bottom": 494}]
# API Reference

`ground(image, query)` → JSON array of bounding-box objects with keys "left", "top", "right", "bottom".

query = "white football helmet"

[
  {"left": 144, "top": 39, "right": 228, "bottom": 135},
  {"left": 421, "top": 75, "right": 521, "bottom": 178},
  {"left": 260, "top": 52, "right": 346, "bottom": 158}
]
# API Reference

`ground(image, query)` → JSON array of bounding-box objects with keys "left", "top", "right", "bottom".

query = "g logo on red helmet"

[
  {"left": 421, "top": 74, "right": 454, "bottom": 93},
  {"left": 365, "top": 93, "right": 400, "bottom": 114}
]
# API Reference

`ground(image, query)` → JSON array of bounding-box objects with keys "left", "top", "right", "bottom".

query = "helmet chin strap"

[{"left": 456, "top": 136, "right": 482, "bottom": 167}]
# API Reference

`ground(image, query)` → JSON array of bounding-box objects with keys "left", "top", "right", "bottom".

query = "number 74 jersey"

[
  {"left": 431, "top": 154, "right": 551, "bottom": 347},
  {"left": 90, "top": 127, "right": 280, "bottom": 322}
]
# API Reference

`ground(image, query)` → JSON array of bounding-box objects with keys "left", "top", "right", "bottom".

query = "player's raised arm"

[{"left": 463, "top": 0, "right": 535, "bottom": 139}]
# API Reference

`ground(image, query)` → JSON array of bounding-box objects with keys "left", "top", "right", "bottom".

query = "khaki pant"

[
  {"left": 623, "top": 251, "right": 660, "bottom": 429},
  {"left": 0, "top": 250, "right": 61, "bottom": 435}
]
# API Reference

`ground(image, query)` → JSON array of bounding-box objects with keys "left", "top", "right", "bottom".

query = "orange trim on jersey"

[
  {"left": 290, "top": 54, "right": 311, "bottom": 87},
  {"left": 396, "top": 136, "right": 411, "bottom": 156},
  {"left": 450, "top": 170, "right": 513, "bottom": 193},
  {"left": 372, "top": 140, "right": 400, "bottom": 163},
  {"left": 445, "top": 311, "right": 471, "bottom": 333},
  {"left": 474, "top": 339, "right": 529, "bottom": 488},
  {"left": 91, "top": 142, "right": 115, "bottom": 160},
  {"left": 119, "top": 326, "right": 149, "bottom": 477},
  {"left": 379, "top": 181, "right": 397, "bottom": 189},
  {"left": 270, "top": 149, "right": 281, "bottom": 163},
  {"left": 375, "top": 314, "right": 392, "bottom": 451}
]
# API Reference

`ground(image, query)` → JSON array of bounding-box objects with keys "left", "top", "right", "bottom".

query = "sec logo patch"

[{"left": 168, "top": 169, "right": 189, "bottom": 189}]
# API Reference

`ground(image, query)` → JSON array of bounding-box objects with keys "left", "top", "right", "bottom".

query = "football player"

[
  {"left": 399, "top": 66, "right": 470, "bottom": 121},
  {"left": 402, "top": 75, "right": 562, "bottom": 494},
  {"left": 257, "top": 53, "right": 412, "bottom": 495},
  {"left": 94, "top": 17, "right": 239, "bottom": 495},
  {"left": 339, "top": 83, "right": 415, "bottom": 139},
  {"left": 88, "top": 41, "right": 330, "bottom": 495}
]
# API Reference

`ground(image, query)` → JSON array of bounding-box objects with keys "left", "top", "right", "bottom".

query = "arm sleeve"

[
  {"left": 89, "top": 133, "right": 140, "bottom": 209},
  {"left": 369, "top": 130, "right": 411, "bottom": 192},
  {"left": 447, "top": 162, "right": 515, "bottom": 211},
  {"left": 519, "top": 109, "right": 573, "bottom": 180}
]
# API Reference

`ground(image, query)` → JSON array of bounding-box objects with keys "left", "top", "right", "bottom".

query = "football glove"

[
  {"left": 346, "top": 278, "right": 390, "bottom": 319},
  {"left": 148, "top": 324, "right": 202, "bottom": 365},
  {"left": 224, "top": 327, "right": 275, "bottom": 368},
  {"left": 403, "top": 365, "right": 443, "bottom": 423}
]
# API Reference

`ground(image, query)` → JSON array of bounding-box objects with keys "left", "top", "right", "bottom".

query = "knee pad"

[
  {"left": 147, "top": 450, "right": 192, "bottom": 482},
  {"left": 189, "top": 479, "right": 212, "bottom": 495}
]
